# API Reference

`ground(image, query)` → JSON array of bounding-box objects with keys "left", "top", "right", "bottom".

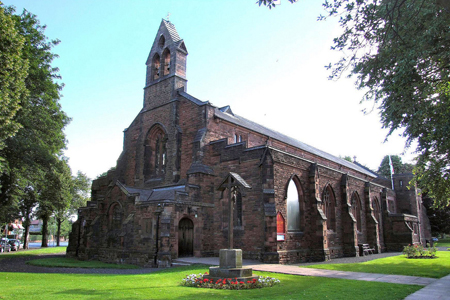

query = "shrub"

[
  {"left": 181, "top": 272, "right": 280, "bottom": 290},
  {"left": 403, "top": 244, "right": 437, "bottom": 258}
]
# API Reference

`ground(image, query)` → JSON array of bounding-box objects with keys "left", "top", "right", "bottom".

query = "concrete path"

[
  {"left": 404, "top": 273, "right": 450, "bottom": 300},
  {"left": 174, "top": 253, "right": 450, "bottom": 299}
]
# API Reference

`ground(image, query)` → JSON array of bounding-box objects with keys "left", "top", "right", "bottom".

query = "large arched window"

[
  {"left": 144, "top": 125, "right": 167, "bottom": 180},
  {"left": 287, "top": 178, "right": 302, "bottom": 231},
  {"left": 323, "top": 185, "right": 336, "bottom": 231},
  {"left": 152, "top": 53, "right": 160, "bottom": 80},
  {"left": 162, "top": 48, "right": 171, "bottom": 76},
  {"left": 109, "top": 203, "right": 123, "bottom": 230},
  {"left": 351, "top": 192, "right": 362, "bottom": 232}
]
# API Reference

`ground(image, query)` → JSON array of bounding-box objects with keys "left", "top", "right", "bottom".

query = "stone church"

[{"left": 67, "top": 20, "right": 431, "bottom": 267}]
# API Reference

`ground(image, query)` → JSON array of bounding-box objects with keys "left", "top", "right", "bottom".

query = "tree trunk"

[
  {"left": 41, "top": 215, "right": 49, "bottom": 247},
  {"left": 23, "top": 217, "right": 31, "bottom": 250},
  {"left": 56, "top": 217, "right": 61, "bottom": 247}
]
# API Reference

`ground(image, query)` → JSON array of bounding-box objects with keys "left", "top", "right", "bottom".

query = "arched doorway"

[{"left": 178, "top": 218, "right": 194, "bottom": 257}]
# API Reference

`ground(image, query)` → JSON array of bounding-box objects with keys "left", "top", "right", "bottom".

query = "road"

[{"left": 27, "top": 241, "right": 68, "bottom": 248}]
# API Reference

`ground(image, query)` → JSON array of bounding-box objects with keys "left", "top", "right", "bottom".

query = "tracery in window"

[
  {"left": 109, "top": 203, "right": 123, "bottom": 230},
  {"left": 351, "top": 192, "right": 362, "bottom": 232},
  {"left": 323, "top": 185, "right": 336, "bottom": 231},
  {"left": 144, "top": 125, "right": 167, "bottom": 180}
]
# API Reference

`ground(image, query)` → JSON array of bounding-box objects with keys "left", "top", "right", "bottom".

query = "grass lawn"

[
  {"left": 27, "top": 257, "right": 140, "bottom": 269},
  {"left": 302, "top": 251, "right": 450, "bottom": 278},
  {"left": 0, "top": 246, "right": 67, "bottom": 261},
  {"left": 437, "top": 238, "right": 450, "bottom": 248},
  {"left": 0, "top": 265, "right": 421, "bottom": 300}
]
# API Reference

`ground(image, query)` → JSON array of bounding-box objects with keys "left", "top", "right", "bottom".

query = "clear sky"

[{"left": 4, "top": 0, "right": 416, "bottom": 180}]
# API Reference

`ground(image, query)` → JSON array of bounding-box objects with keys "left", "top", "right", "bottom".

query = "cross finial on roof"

[{"left": 166, "top": 12, "right": 171, "bottom": 21}]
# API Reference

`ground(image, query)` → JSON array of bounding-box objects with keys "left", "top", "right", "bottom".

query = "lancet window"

[
  {"left": 152, "top": 53, "right": 160, "bottom": 80},
  {"left": 351, "top": 192, "right": 362, "bottom": 232},
  {"left": 144, "top": 125, "right": 167, "bottom": 180},
  {"left": 323, "top": 185, "right": 336, "bottom": 231},
  {"left": 286, "top": 178, "right": 303, "bottom": 231}
]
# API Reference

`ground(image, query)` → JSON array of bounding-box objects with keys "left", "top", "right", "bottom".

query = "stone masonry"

[{"left": 67, "top": 19, "right": 431, "bottom": 267}]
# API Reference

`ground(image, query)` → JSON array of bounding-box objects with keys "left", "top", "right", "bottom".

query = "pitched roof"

[
  {"left": 215, "top": 108, "right": 376, "bottom": 177},
  {"left": 162, "top": 19, "right": 182, "bottom": 43},
  {"left": 119, "top": 183, "right": 188, "bottom": 202},
  {"left": 217, "top": 172, "right": 252, "bottom": 191},
  {"left": 178, "top": 91, "right": 377, "bottom": 178}
]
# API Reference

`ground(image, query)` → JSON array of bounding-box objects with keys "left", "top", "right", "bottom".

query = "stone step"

[{"left": 172, "top": 260, "right": 192, "bottom": 267}]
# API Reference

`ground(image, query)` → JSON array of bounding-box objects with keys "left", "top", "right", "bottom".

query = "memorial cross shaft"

[{"left": 228, "top": 177, "right": 233, "bottom": 249}]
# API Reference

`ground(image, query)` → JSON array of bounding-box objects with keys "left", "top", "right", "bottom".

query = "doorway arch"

[{"left": 178, "top": 218, "right": 194, "bottom": 257}]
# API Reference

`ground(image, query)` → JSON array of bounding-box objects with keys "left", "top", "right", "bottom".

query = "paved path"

[{"left": 174, "top": 252, "right": 450, "bottom": 299}]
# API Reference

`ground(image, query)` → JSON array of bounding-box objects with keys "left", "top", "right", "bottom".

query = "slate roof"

[
  {"left": 120, "top": 184, "right": 187, "bottom": 202},
  {"left": 178, "top": 91, "right": 209, "bottom": 106},
  {"left": 217, "top": 172, "right": 252, "bottom": 191},
  {"left": 162, "top": 19, "right": 181, "bottom": 42},
  {"left": 178, "top": 91, "right": 377, "bottom": 178}
]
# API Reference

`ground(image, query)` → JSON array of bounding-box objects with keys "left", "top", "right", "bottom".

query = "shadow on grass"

[
  {"left": 46, "top": 268, "right": 421, "bottom": 300},
  {"left": 26, "top": 257, "right": 141, "bottom": 269}
]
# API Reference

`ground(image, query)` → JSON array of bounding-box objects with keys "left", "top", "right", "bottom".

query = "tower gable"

[{"left": 143, "top": 20, "right": 188, "bottom": 110}]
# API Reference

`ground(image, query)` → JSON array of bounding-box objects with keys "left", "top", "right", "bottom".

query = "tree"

[
  {"left": 70, "top": 171, "right": 91, "bottom": 214},
  {"left": 37, "top": 157, "right": 72, "bottom": 247},
  {"left": 53, "top": 170, "right": 90, "bottom": 246},
  {"left": 18, "top": 184, "right": 38, "bottom": 249},
  {"left": 0, "top": 5, "right": 71, "bottom": 229},
  {"left": 423, "top": 196, "right": 450, "bottom": 236},
  {"left": 325, "top": 0, "right": 450, "bottom": 207},
  {"left": 259, "top": 0, "right": 450, "bottom": 207},
  {"left": 377, "top": 155, "right": 414, "bottom": 178},
  {"left": 0, "top": 5, "right": 28, "bottom": 171}
]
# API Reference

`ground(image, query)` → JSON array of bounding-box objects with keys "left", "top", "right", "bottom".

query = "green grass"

[
  {"left": 0, "top": 265, "right": 421, "bottom": 300},
  {"left": 0, "top": 246, "right": 67, "bottom": 260},
  {"left": 27, "top": 257, "right": 140, "bottom": 269},
  {"left": 302, "top": 251, "right": 450, "bottom": 278},
  {"left": 436, "top": 238, "right": 450, "bottom": 248}
]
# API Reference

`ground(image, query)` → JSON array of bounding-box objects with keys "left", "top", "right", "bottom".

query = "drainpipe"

[{"left": 154, "top": 203, "right": 163, "bottom": 267}]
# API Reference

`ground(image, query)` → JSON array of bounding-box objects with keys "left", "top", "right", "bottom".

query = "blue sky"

[{"left": 4, "top": 0, "right": 415, "bottom": 179}]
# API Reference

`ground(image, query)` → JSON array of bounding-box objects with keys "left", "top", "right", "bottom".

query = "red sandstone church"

[{"left": 67, "top": 20, "right": 431, "bottom": 267}]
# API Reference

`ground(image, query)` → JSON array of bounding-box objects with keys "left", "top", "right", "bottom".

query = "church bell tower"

[{"left": 143, "top": 19, "right": 188, "bottom": 110}]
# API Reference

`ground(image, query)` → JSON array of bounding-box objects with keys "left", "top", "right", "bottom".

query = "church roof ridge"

[
  {"left": 176, "top": 91, "right": 374, "bottom": 178},
  {"left": 214, "top": 106, "right": 375, "bottom": 178}
]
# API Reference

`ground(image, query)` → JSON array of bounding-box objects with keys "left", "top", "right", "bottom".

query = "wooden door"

[{"left": 178, "top": 218, "right": 194, "bottom": 257}]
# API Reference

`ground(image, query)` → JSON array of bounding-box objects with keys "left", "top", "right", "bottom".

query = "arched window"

[
  {"left": 109, "top": 203, "right": 123, "bottom": 230},
  {"left": 162, "top": 48, "right": 171, "bottom": 76},
  {"left": 144, "top": 125, "right": 167, "bottom": 180},
  {"left": 323, "top": 185, "right": 336, "bottom": 231},
  {"left": 152, "top": 53, "right": 160, "bottom": 80},
  {"left": 351, "top": 192, "right": 362, "bottom": 232},
  {"left": 287, "top": 179, "right": 302, "bottom": 231}
]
